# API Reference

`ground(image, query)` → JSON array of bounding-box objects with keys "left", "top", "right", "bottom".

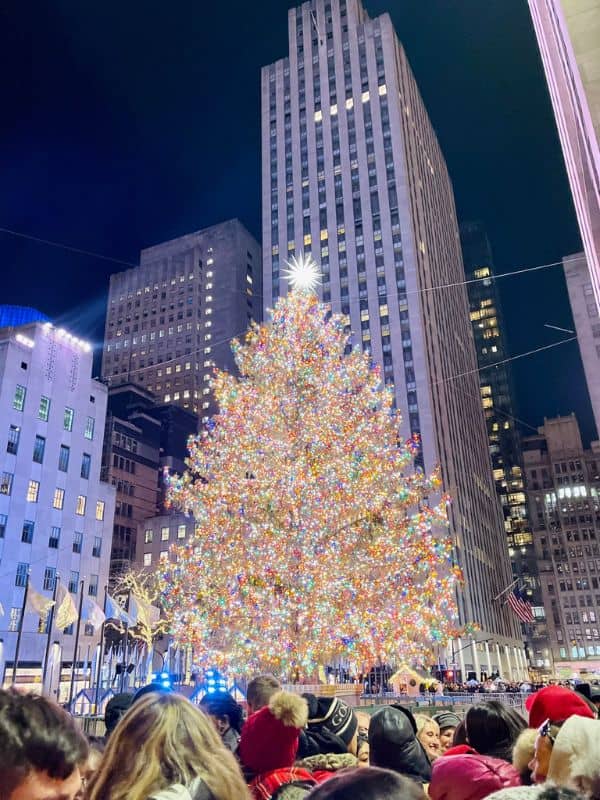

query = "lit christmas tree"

[{"left": 162, "top": 257, "right": 461, "bottom": 677}]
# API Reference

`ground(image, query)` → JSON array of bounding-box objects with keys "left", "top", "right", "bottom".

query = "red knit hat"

[
  {"left": 239, "top": 690, "right": 309, "bottom": 775},
  {"left": 527, "top": 686, "right": 596, "bottom": 728}
]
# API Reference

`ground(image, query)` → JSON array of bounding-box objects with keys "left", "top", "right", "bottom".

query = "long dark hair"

[
  {"left": 305, "top": 767, "right": 426, "bottom": 800},
  {"left": 465, "top": 701, "right": 526, "bottom": 762}
]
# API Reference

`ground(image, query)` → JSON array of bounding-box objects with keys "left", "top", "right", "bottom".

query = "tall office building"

[
  {"left": 461, "top": 222, "right": 549, "bottom": 670},
  {"left": 522, "top": 414, "right": 600, "bottom": 673},
  {"left": 564, "top": 251, "right": 600, "bottom": 438},
  {"left": 528, "top": 0, "right": 600, "bottom": 307},
  {"left": 0, "top": 311, "right": 115, "bottom": 695},
  {"left": 101, "top": 219, "right": 262, "bottom": 424},
  {"left": 261, "top": 0, "right": 523, "bottom": 671}
]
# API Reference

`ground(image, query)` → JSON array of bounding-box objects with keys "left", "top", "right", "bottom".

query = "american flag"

[{"left": 507, "top": 588, "right": 534, "bottom": 623}]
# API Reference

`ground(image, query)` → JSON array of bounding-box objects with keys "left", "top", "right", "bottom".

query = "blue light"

[
  {"left": 207, "top": 686, "right": 216, "bottom": 693},
  {"left": 160, "top": 672, "right": 169, "bottom": 679},
  {"left": 161, "top": 681, "right": 171, "bottom": 688}
]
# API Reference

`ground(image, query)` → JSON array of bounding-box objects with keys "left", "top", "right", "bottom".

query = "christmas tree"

[{"left": 162, "top": 258, "right": 460, "bottom": 676}]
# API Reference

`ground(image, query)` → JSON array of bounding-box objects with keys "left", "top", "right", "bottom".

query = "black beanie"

[{"left": 303, "top": 694, "right": 358, "bottom": 746}]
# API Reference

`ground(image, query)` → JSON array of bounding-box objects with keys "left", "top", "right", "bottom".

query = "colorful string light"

[{"left": 160, "top": 289, "right": 461, "bottom": 677}]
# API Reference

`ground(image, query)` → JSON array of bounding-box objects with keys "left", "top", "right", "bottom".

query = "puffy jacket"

[
  {"left": 369, "top": 705, "right": 432, "bottom": 784},
  {"left": 249, "top": 767, "right": 317, "bottom": 800},
  {"left": 430, "top": 753, "right": 521, "bottom": 800}
]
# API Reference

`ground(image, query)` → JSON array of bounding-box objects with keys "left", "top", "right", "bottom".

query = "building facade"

[
  {"left": 528, "top": 0, "right": 600, "bottom": 308},
  {"left": 564, "top": 251, "right": 600, "bottom": 438},
  {"left": 137, "top": 512, "right": 194, "bottom": 571},
  {"left": 523, "top": 414, "right": 600, "bottom": 674},
  {"left": 261, "top": 0, "right": 523, "bottom": 669},
  {"left": 0, "top": 314, "right": 115, "bottom": 693},
  {"left": 101, "top": 219, "right": 262, "bottom": 424},
  {"left": 461, "top": 222, "right": 549, "bottom": 670}
]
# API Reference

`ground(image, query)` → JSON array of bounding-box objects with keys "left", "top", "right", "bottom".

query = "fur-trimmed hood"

[
  {"left": 548, "top": 715, "right": 600, "bottom": 799},
  {"left": 296, "top": 752, "right": 358, "bottom": 773}
]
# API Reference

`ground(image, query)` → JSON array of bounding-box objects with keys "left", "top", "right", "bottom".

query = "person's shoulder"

[{"left": 148, "top": 785, "right": 192, "bottom": 800}]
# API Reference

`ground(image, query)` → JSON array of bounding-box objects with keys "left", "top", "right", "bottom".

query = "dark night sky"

[{"left": 0, "top": 0, "right": 594, "bottom": 442}]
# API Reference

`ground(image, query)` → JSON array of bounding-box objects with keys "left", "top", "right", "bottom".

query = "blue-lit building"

[{"left": 0, "top": 306, "right": 49, "bottom": 330}]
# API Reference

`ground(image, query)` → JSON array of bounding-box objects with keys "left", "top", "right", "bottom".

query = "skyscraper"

[
  {"left": 101, "top": 219, "right": 262, "bottom": 424},
  {"left": 461, "top": 222, "right": 549, "bottom": 671},
  {"left": 528, "top": 0, "right": 600, "bottom": 307},
  {"left": 564, "top": 251, "right": 600, "bottom": 438},
  {"left": 261, "top": 0, "right": 523, "bottom": 671}
]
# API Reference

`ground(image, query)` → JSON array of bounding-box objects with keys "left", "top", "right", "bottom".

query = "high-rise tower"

[{"left": 261, "top": 0, "right": 523, "bottom": 672}]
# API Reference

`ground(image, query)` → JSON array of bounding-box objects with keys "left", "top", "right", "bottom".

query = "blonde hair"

[
  {"left": 414, "top": 714, "right": 440, "bottom": 737},
  {"left": 86, "top": 692, "right": 251, "bottom": 800}
]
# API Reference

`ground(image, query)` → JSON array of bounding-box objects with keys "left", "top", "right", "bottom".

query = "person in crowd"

[
  {"left": 103, "top": 692, "right": 133, "bottom": 741},
  {"left": 200, "top": 691, "right": 244, "bottom": 754},
  {"left": 369, "top": 705, "right": 432, "bottom": 785},
  {"left": 546, "top": 716, "right": 600, "bottom": 799},
  {"left": 429, "top": 750, "right": 521, "bottom": 800},
  {"left": 512, "top": 729, "right": 538, "bottom": 786},
  {"left": 87, "top": 691, "right": 251, "bottom": 800},
  {"left": 305, "top": 766, "right": 427, "bottom": 800},
  {"left": 131, "top": 680, "right": 174, "bottom": 704},
  {"left": 247, "top": 675, "right": 282, "bottom": 716},
  {"left": 414, "top": 715, "right": 442, "bottom": 763},
  {"left": 238, "top": 689, "right": 316, "bottom": 799},
  {"left": 432, "top": 713, "right": 461, "bottom": 754},
  {"left": 464, "top": 701, "right": 526, "bottom": 763},
  {"left": 590, "top": 695, "right": 600, "bottom": 714},
  {"left": 0, "top": 688, "right": 89, "bottom": 800}
]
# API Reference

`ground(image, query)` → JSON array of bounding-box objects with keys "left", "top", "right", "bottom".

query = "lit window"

[
  {"left": 27, "top": 480, "right": 40, "bottom": 503},
  {"left": 361, "top": 90, "right": 370, "bottom": 102},
  {"left": 161, "top": 526, "right": 170, "bottom": 541},
  {"left": 145, "top": 528, "right": 153, "bottom": 544},
  {"left": 160, "top": 550, "right": 169, "bottom": 563},
  {"left": 144, "top": 553, "right": 152, "bottom": 567},
  {"left": 178, "top": 524, "right": 186, "bottom": 539},
  {"left": 164, "top": 394, "right": 171, "bottom": 402},
  {"left": 53, "top": 489, "right": 65, "bottom": 510},
  {"left": 345, "top": 98, "right": 354, "bottom": 110},
  {"left": 38, "top": 396, "right": 51, "bottom": 421},
  {"left": 9, "top": 607, "right": 21, "bottom": 631},
  {"left": 64, "top": 407, "right": 74, "bottom": 431},
  {"left": 84, "top": 417, "right": 95, "bottom": 440},
  {"left": 13, "top": 385, "right": 26, "bottom": 411},
  {"left": 314, "top": 109, "right": 323, "bottom": 122},
  {"left": 95, "top": 500, "right": 105, "bottom": 521},
  {"left": 378, "top": 84, "right": 387, "bottom": 95},
  {"left": 76, "top": 495, "right": 87, "bottom": 516}
]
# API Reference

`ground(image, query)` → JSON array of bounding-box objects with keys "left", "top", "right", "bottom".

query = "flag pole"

[
  {"left": 120, "top": 590, "right": 131, "bottom": 692},
  {"left": 93, "top": 585, "right": 108, "bottom": 714},
  {"left": 42, "top": 574, "right": 60, "bottom": 694},
  {"left": 68, "top": 579, "right": 85, "bottom": 708},
  {"left": 492, "top": 578, "right": 519, "bottom": 603},
  {"left": 11, "top": 575, "right": 31, "bottom": 685}
]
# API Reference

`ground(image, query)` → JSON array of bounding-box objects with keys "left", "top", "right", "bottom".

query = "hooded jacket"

[
  {"left": 368, "top": 705, "right": 432, "bottom": 784},
  {"left": 547, "top": 715, "right": 600, "bottom": 799},
  {"left": 430, "top": 753, "right": 521, "bottom": 800}
]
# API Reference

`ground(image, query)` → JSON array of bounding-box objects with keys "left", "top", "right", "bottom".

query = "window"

[
  {"left": 161, "top": 526, "right": 170, "bottom": 541},
  {"left": 33, "top": 435, "right": 46, "bottom": 463},
  {"left": 88, "top": 574, "right": 98, "bottom": 596},
  {"left": 0, "top": 513, "right": 6, "bottom": 538},
  {"left": 7, "top": 424, "right": 20, "bottom": 454},
  {"left": 49, "top": 526, "right": 60, "bottom": 548},
  {"left": 13, "top": 385, "right": 26, "bottom": 411},
  {"left": 84, "top": 623, "right": 94, "bottom": 636},
  {"left": 64, "top": 407, "right": 74, "bottom": 431},
  {"left": 58, "top": 444, "right": 70, "bottom": 472},
  {"left": 144, "top": 528, "right": 154, "bottom": 544},
  {"left": 27, "top": 480, "right": 40, "bottom": 502},
  {"left": 160, "top": 550, "right": 169, "bottom": 563},
  {"left": 73, "top": 532, "right": 82, "bottom": 554},
  {"left": 76, "top": 495, "right": 86, "bottom": 516},
  {"left": 92, "top": 536, "right": 102, "bottom": 558},
  {"left": 9, "top": 607, "right": 21, "bottom": 632},
  {"left": 69, "top": 571, "right": 79, "bottom": 594},
  {"left": 84, "top": 417, "right": 95, "bottom": 440},
  {"left": 80, "top": 453, "right": 91, "bottom": 479},
  {"left": 38, "top": 396, "right": 51, "bottom": 421},
  {"left": 21, "top": 520, "right": 34, "bottom": 543},
  {"left": 53, "top": 488, "right": 65, "bottom": 510},
  {"left": 43, "top": 567, "right": 56, "bottom": 591},
  {"left": 95, "top": 500, "right": 105, "bottom": 521},
  {"left": 1, "top": 471, "right": 14, "bottom": 495},
  {"left": 16, "top": 562, "right": 28, "bottom": 587},
  {"left": 177, "top": 524, "right": 186, "bottom": 539},
  {"left": 143, "top": 552, "right": 152, "bottom": 567}
]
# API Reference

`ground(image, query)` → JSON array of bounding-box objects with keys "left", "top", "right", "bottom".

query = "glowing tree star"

[{"left": 162, "top": 282, "right": 461, "bottom": 677}]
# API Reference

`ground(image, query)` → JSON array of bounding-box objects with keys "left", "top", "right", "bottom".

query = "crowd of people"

[{"left": 2, "top": 677, "right": 600, "bottom": 800}]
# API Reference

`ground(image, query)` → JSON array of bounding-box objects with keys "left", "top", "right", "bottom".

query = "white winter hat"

[{"left": 547, "top": 715, "right": 600, "bottom": 799}]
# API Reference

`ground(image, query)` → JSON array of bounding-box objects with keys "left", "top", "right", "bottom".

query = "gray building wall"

[
  {"left": 261, "top": 0, "right": 520, "bottom": 647},
  {"left": 0, "top": 321, "right": 115, "bottom": 692},
  {"left": 101, "top": 219, "right": 262, "bottom": 425}
]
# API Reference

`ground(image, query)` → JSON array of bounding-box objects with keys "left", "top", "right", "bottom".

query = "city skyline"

[{"left": 0, "top": 0, "right": 595, "bottom": 445}]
